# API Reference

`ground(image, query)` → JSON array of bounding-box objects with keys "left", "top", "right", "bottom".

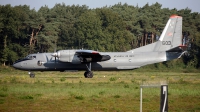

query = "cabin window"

[{"left": 33, "top": 56, "right": 36, "bottom": 59}]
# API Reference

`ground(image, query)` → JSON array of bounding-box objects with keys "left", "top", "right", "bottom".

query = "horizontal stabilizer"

[{"left": 166, "top": 45, "right": 187, "bottom": 52}]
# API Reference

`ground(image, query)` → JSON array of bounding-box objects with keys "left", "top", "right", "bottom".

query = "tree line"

[{"left": 0, "top": 2, "right": 200, "bottom": 69}]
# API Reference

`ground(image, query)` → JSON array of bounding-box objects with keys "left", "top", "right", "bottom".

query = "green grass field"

[{"left": 0, "top": 67, "right": 200, "bottom": 112}]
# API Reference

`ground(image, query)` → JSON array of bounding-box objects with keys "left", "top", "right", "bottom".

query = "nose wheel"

[
  {"left": 28, "top": 71, "right": 35, "bottom": 78},
  {"left": 84, "top": 63, "right": 93, "bottom": 78}
]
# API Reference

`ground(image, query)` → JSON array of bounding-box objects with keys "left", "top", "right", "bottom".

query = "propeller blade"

[{"left": 51, "top": 51, "right": 60, "bottom": 69}]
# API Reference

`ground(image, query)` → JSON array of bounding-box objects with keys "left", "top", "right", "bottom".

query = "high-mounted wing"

[{"left": 76, "top": 50, "right": 111, "bottom": 63}]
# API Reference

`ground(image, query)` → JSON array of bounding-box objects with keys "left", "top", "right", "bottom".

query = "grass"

[{"left": 0, "top": 66, "right": 200, "bottom": 111}]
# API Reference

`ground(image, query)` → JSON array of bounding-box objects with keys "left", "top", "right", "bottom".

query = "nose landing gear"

[{"left": 28, "top": 71, "right": 35, "bottom": 78}]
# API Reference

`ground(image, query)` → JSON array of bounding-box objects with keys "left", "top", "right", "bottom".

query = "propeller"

[{"left": 51, "top": 48, "right": 60, "bottom": 69}]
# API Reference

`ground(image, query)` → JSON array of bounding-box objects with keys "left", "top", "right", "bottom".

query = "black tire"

[
  {"left": 84, "top": 72, "right": 88, "bottom": 78},
  {"left": 90, "top": 72, "right": 93, "bottom": 78},
  {"left": 87, "top": 71, "right": 93, "bottom": 78},
  {"left": 30, "top": 73, "right": 35, "bottom": 78},
  {"left": 84, "top": 71, "right": 93, "bottom": 78}
]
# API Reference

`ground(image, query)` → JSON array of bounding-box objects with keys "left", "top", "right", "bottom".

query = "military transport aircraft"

[{"left": 13, "top": 15, "right": 186, "bottom": 78}]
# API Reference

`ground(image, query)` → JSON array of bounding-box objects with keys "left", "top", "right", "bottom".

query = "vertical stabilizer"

[
  {"left": 127, "top": 15, "right": 182, "bottom": 53},
  {"left": 154, "top": 15, "right": 182, "bottom": 51}
]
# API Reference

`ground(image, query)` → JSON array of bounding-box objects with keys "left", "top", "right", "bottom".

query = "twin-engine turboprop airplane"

[{"left": 13, "top": 15, "right": 186, "bottom": 78}]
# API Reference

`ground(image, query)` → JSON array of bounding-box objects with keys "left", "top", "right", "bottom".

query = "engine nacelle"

[
  {"left": 56, "top": 50, "right": 81, "bottom": 64},
  {"left": 71, "top": 55, "right": 81, "bottom": 64},
  {"left": 52, "top": 50, "right": 110, "bottom": 64}
]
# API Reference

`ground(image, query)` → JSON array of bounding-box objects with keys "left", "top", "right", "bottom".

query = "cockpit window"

[
  {"left": 25, "top": 56, "right": 30, "bottom": 59},
  {"left": 25, "top": 55, "right": 36, "bottom": 60},
  {"left": 14, "top": 55, "right": 36, "bottom": 63}
]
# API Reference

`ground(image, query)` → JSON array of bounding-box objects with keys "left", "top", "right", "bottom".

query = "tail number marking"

[{"left": 162, "top": 41, "right": 171, "bottom": 45}]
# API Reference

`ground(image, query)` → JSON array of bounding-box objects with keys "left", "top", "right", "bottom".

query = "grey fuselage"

[{"left": 12, "top": 50, "right": 180, "bottom": 71}]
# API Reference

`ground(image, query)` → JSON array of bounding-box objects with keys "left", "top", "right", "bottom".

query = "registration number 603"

[{"left": 162, "top": 41, "right": 171, "bottom": 45}]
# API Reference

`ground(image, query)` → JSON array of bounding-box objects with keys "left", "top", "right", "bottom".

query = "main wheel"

[
  {"left": 88, "top": 71, "right": 93, "bottom": 78},
  {"left": 84, "top": 71, "right": 88, "bottom": 78},
  {"left": 84, "top": 71, "right": 93, "bottom": 78}
]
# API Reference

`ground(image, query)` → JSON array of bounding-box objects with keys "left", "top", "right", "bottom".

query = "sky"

[{"left": 0, "top": 0, "right": 200, "bottom": 13}]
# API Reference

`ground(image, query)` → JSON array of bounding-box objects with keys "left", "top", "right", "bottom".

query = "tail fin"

[
  {"left": 127, "top": 15, "right": 182, "bottom": 53},
  {"left": 154, "top": 15, "right": 182, "bottom": 51}
]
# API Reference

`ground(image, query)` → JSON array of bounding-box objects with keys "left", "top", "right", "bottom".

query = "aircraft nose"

[{"left": 12, "top": 62, "right": 21, "bottom": 69}]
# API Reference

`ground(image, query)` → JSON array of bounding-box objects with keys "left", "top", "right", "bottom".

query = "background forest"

[{"left": 0, "top": 2, "right": 200, "bottom": 69}]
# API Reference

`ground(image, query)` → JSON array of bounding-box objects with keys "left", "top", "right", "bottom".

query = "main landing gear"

[
  {"left": 84, "top": 63, "right": 93, "bottom": 78},
  {"left": 28, "top": 71, "right": 35, "bottom": 78}
]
